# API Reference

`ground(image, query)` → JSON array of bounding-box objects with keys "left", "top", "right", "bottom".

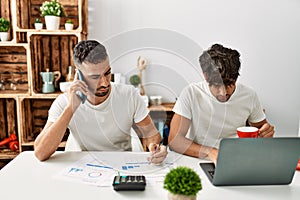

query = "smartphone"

[{"left": 76, "top": 69, "right": 87, "bottom": 104}]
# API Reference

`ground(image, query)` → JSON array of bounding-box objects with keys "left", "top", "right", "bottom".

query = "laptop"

[{"left": 200, "top": 137, "right": 300, "bottom": 186}]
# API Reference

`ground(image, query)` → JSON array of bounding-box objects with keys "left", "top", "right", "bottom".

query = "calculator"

[{"left": 112, "top": 175, "right": 146, "bottom": 191}]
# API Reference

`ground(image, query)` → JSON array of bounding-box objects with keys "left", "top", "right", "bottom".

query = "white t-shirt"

[
  {"left": 173, "top": 82, "right": 266, "bottom": 148},
  {"left": 48, "top": 83, "right": 149, "bottom": 151}
]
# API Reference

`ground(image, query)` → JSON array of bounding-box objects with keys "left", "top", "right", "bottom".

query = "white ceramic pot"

[
  {"left": 34, "top": 23, "right": 43, "bottom": 30},
  {"left": 65, "top": 23, "right": 74, "bottom": 30},
  {"left": 0, "top": 32, "right": 9, "bottom": 41},
  {"left": 45, "top": 16, "right": 60, "bottom": 30}
]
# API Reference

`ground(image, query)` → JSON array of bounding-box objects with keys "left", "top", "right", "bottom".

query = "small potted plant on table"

[
  {"left": 164, "top": 166, "right": 202, "bottom": 200},
  {"left": 0, "top": 17, "right": 10, "bottom": 41}
]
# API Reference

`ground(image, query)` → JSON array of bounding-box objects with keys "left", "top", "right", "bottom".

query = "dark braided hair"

[
  {"left": 73, "top": 40, "right": 108, "bottom": 67},
  {"left": 199, "top": 44, "right": 240, "bottom": 86}
]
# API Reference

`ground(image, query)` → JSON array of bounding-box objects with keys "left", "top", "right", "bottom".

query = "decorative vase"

[
  {"left": 0, "top": 32, "right": 9, "bottom": 41},
  {"left": 34, "top": 23, "right": 43, "bottom": 30},
  {"left": 168, "top": 193, "right": 196, "bottom": 200},
  {"left": 65, "top": 23, "right": 74, "bottom": 30},
  {"left": 45, "top": 16, "right": 60, "bottom": 30}
]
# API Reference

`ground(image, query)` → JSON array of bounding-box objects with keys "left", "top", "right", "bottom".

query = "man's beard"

[
  {"left": 94, "top": 85, "right": 110, "bottom": 97},
  {"left": 95, "top": 91, "right": 109, "bottom": 97}
]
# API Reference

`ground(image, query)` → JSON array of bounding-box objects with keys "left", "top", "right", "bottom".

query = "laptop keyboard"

[
  {"left": 208, "top": 170, "right": 215, "bottom": 178},
  {"left": 200, "top": 163, "right": 216, "bottom": 181}
]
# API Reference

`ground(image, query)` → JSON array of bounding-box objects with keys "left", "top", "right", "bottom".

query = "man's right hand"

[
  {"left": 147, "top": 143, "right": 168, "bottom": 164},
  {"left": 66, "top": 73, "right": 88, "bottom": 112}
]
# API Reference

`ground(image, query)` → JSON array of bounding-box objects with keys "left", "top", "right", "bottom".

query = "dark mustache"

[{"left": 97, "top": 85, "right": 110, "bottom": 90}]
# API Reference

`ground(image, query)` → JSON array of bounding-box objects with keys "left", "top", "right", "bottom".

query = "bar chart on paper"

[
  {"left": 56, "top": 152, "right": 177, "bottom": 187},
  {"left": 94, "top": 152, "right": 175, "bottom": 174}
]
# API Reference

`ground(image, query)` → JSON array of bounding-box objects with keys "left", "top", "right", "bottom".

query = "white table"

[{"left": 0, "top": 151, "right": 300, "bottom": 200}]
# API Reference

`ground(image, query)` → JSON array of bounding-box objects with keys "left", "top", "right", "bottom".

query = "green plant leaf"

[
  {"left": 40, "top": 0, "right": 66, "bottom": 17},
  {"left": 66, "top": 19, "right": 73, "bottom": 24},
  {"left": 35, "top": 18, "right": 42, "bottom": 23},
  {"left": 0, "top": 18, "right": 10, "bottom": 32},
  {"left": 163, "top": 166, "right": 202, "bottom": 196},
  {"left": 129, "top": 74, "right": 140, "bottom": 86}
]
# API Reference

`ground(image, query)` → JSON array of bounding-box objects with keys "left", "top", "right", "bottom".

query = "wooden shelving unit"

[
  {"left": 0, "top": 0, "right": 174, "bottom": 162},
  {"left": 148, "top": 103, "right": 174, "bottom": 112},
  {"left": 0, "top": 0, "right": 88, "bottom": 160}
]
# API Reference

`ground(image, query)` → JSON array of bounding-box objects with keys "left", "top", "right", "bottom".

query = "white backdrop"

[{"left": 87, "top": 0, "right": 300, "bottom": 136}]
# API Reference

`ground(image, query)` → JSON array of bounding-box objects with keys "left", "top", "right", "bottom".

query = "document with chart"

[{"left": 56, "top": 152, "right": 176, "bottom": 187}]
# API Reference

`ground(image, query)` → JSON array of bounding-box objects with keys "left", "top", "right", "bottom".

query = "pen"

[
  {"left": 150, "top": 139, "right": 164, "bottom": 163},
  {"left": 155, "top": 139, "right": 164, "bottom": 153}
]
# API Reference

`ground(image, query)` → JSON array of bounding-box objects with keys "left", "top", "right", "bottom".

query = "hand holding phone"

[{"left": 76, "top": 69, "right": 87, "bottom": 104}]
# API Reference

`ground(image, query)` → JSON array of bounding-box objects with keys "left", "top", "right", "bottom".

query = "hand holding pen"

[{"left": 147, "top": 141, "right": 168, "bottom": 164}]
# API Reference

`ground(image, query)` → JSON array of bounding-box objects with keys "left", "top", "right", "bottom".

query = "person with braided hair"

[{"left": 168, "top": 44, "right": 274, "bottom": 164}]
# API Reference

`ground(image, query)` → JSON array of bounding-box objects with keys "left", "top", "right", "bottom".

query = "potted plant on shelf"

[
  {"left": 0, "top": 17, "right": 10, "bottom": 41},
  {"left": 40, "top": 0, "right": 66, "bottom": 30},
  {"left": 34, "top": 18, "right": 43, "bottom": 30},
  {"left": 129, "top": 74, "right": 140, "bottom": 88},
  {"left": 164, "top": 166, "right": 202, "bottom": 200},
  {"left": 129, "top": 74, "right": 148, "bottom": 106},
  {"left": 65, "top": 19, "right": 73, "bottom": 30}
]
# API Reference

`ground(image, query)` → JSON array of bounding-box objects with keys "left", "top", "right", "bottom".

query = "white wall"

[{"left": 88, "top": 0, "right": 300, "bottom": 136}]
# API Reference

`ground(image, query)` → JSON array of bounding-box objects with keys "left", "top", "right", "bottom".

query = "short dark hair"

[
  {"left": 73, "top": 40, "right": 108, "bottom": 67},
  {"left": 199, "top": 44, "right": 240, "bottom": 86}
]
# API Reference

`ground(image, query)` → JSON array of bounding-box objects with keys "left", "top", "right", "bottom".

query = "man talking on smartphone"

[{"left": 34, "top": 40, "right": 167, "bottom": 163}]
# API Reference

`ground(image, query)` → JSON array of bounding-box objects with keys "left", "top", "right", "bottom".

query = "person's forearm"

[
  {"left": 135, "top": 115, "right": 163, "bottom": 151},
  {"left": 34, "top": 106, "right": 74, "bottom": 161},
  {"left": 169, "top": 135, "right": 212, "bottom": 158}
]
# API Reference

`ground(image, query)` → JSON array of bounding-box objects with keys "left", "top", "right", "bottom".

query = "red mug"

[{"left": 237, "top": 127, "right": 259, "bottom": 138}]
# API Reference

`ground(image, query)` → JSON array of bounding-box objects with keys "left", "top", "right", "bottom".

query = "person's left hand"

[
  {"left": 207, "top": 148, "right": 218, "bottom": 166},
  {"left": 147, "top": 143, "right": 168, "bottom": 164},
  {"left": 259, "top": 123, "right": 275, "bottom": 138}
]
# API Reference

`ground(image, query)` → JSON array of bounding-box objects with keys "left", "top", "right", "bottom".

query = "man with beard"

[
  {"left": 168, "top": 44, "right": 274, "bottom": 164},
  {"left": 34, "top": 40, "right": 167, "bottom": 163}
]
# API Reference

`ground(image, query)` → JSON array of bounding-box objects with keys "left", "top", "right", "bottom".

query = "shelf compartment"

[
  {"left": 0, "top": 0, "right": 14, "bottom": 42},
  {"left": 0, "top": 46, "right": 29, "bottom": 94},
  {"left": 19, "top": 98, "right": 69, "bottom": 146},
  {"left": 29, "top": 34, "right": 78, "bottom": 94},
  {"left": 19, "top": 98, "right": 53, "bottom": 144},
  {"left": 148, "top": 103, "right": 174, "bottom": 112},
  {"left": 0, "top": 98, "right": 19, "bottom": 156},
  {"left": 0, "top": 149, "right": 19, "bottom": 160},
  {"left": 16, "top": 0, "right": 87, "bottom": 33},
  {"left": 0, "top": 98, "right": 18, "bottom": 139},
  {"left": 16, "top": 32, "right": 28, "bottom": 43}
]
